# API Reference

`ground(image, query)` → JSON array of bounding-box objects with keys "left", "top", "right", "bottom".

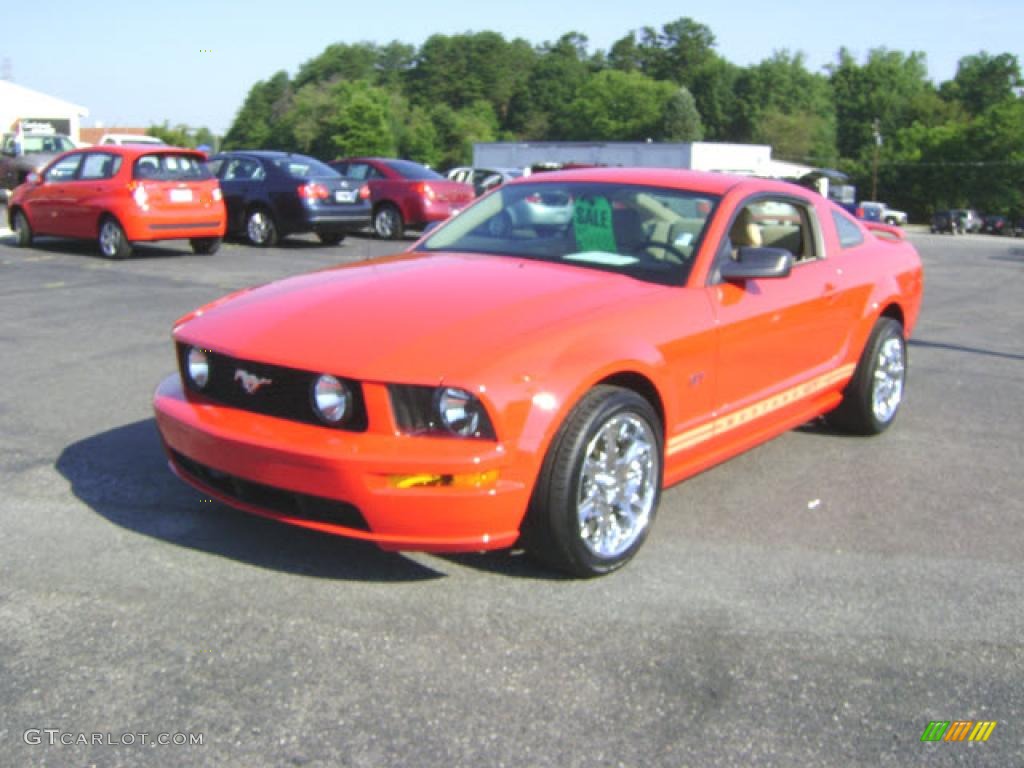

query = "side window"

[
  {"left": 832, "top": 210, "right": 864, "bottom": 249},
  {"left": 748, "top": 199, "right": 816, "bottom": 262},
  {"left": 45, "top": 154, "right": 82, "bottom": 182},
  {"left": 79, "top": 153, "right": 121, "bottom": 180},
  {"left": 224, "top": 158, "right": 260, "bottom": 181}
]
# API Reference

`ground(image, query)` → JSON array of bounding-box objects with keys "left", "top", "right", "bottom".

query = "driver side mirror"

[{"left": 720, "top": 247, "right": 793, "bottom": 281}]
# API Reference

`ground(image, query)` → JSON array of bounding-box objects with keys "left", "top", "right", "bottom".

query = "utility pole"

[{"left": 871, "top": 118, "right": 882, "bottom": 200}]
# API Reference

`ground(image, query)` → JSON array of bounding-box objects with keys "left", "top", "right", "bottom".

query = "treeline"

[{"left": 220, "top": 18, "right": 1024, "bottom": 219}]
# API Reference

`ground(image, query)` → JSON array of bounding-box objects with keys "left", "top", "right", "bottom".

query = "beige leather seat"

[{"left": 729, "top": 208, "right": 762, "bottom": 251}]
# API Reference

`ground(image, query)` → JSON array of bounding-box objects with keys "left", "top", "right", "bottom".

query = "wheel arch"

[{"left": 596, "top": 370, "right": 666, "bottom": 438}]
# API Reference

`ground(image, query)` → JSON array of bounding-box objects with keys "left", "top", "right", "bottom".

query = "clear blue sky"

[{"left": 3, "top": 0, "right": 1021, "bottom": 135}]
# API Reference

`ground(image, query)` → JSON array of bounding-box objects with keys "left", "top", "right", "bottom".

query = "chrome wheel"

[
  {"left": 99, "top": 219, "right": 126, "bottom": 258},
  {"left": 872, "top": 336, "right": 905, "bottom": 423},
  {"left": 576, "top": 413, "right": 658, "bottom": 559},
  {"left": 247, "top": 210, "right": 273, "bottom": 245},
  {"left": 374, "top": 206, "right": 402, "bottom": 239}
]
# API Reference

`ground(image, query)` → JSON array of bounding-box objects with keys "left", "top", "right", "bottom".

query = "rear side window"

[
  {"left": 342, "top": 162, "right": 383, "bottom": 181},
  {"left": 79, "top": 153, "right": 122, "bottom": 180},
  {"left": 832, "top": 210, "right": 864, "bottom": 249},
  {"left": 270, "top": 156, "right": 338, "bottom": 179},
  {"left": 133, "top": 153, "right": 212, "bottom": 181}
]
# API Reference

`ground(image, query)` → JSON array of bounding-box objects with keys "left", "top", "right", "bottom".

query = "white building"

[
  {"left": 473, "top": 141, "right": 812, "bottom": 180},
  {"left": 0, "top": 80, "right": 89, "bottom": 142}
]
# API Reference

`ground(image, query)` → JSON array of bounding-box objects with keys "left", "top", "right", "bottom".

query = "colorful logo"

[{"left": 921, "top": 720, "right": 997, "bottom": 742}]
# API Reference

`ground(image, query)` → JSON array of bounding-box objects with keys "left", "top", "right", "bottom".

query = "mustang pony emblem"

[{"left": 234, "top": 369, "right": 272, "bottom": 394}]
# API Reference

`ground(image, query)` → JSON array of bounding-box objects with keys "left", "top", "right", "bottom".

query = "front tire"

[
  {"left": 827, "top": 317, "right": 907, "bottom": 435},
  {"left": 523, "top": 386, "right": 663, "bottom": 577},
  {"left": 12, "top": 209, "right": 33, "bottom": 247},
  {"left": 246, "top": 207, "right": 278, "bottom": 247},
  {"left": 190, "top": 237, "right": 221, "bottom": 255},
  {"left": 373, "top": 204, "right": 404, "bottom": 240},
  {"left": 98, "top": 217, "right": 132, "bottom": 259}
]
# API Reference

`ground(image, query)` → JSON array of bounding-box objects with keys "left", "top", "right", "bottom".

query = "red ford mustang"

[
  {"left": 8, "top": 145, "right": 226, "bottom": 258},
  {"left": 153, "top": 168, "right": 923, "bottom": 576}
]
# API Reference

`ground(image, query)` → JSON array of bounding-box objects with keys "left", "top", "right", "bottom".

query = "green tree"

[
  {"left": 732, "top": 51, "right": 837, "bottom": 162},
  {"left": 223, "top": 71, "right": 293, "bottom": 149},
  {"left": 294, "top": 42, "right": 379, "bottom": 89},
  {"left": 661, "top": 86, "right": 704, "bottom": 141},
  {"left": 828, "top": 47, "right": 935, "bottom": 160},
  {"left": 563, "top": 70, "right": 690, "bottom": 141},
  {"left": 505, "top": 32, "right": 591, "bottom": 138},
  {"left": 147, "top": 122, "right": 220, "bottom": 150},
  {"left": 284, "top": 80, "right": 396, "bottom": 159},
  {"left": 942, "top": 52, "right": 1022, "bottom": 116}
]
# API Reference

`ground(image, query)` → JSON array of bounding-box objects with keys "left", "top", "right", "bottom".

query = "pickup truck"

[
  {"left": 0, "top": 132, "right": 76, "bottom": 201},
  {"left": 856, "top": 201, "right": 908, "bottom": 226}
]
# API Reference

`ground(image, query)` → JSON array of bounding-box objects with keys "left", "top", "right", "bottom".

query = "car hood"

[
  {"left": 174, "top": 251, "right": 663, "bottom": 384},
  {"left": 13, "top": 151, "right": 60, "bottom": 171}
]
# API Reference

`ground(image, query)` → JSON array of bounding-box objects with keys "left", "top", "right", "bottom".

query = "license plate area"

[
  {"left": 335, "top": 190, "right": 356, "bottom": 203},
  {"left": 170, "top": 188, "right": 194, "bottom": 203}
]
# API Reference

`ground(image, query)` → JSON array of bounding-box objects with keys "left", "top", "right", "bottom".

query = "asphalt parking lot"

[{"left": 0, "top": 217, "right": 1021, "bottom": 767}]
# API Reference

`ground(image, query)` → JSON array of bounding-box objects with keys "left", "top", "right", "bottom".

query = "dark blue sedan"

[{"left": 207, "top": 151, "right": 371, "bottom": 246}]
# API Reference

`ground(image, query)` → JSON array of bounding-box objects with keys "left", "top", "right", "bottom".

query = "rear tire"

[
  {"left": 98, "top": 217, "right": 132, "bottom": 259},
  {"left": 826, "top": 317, "right": 907, "bottom": 435},
  {"left": 12, "top": 209, "right": 33, "bottom": 247},
  {"left": 373, "top": 204, "right": 404, "bottom": 240},
  {"left": 246, "top": 207, "right": 279, "bottom": 247},
  {"left": 317, "top": 232, "right": 346, "bottom": 245},
  {"left": 522, "top": 386, "right": 663, "bottom": 577},
  {"left": 190, "top": 237, "right": 221, "bottom": 255}
]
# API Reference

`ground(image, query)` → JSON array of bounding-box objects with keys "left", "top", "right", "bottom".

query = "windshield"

[
  {"left": 416, "top": 181, "right": 718, "bottom": 286},
  {"left": 20, "top": 135, "right": 75, "bottom": 153}
]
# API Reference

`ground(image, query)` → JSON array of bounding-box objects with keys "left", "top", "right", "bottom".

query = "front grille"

[
  {"left": 177, "top": 343, "right": 367, "bottom": 431},
  {"left": 388, "top": 384, "right": 438, "bottom": 434},
  {"left": 171, "top": 449, "right": 369, "bottom": 531}
]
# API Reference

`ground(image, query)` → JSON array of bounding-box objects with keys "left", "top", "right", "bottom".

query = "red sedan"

[
  {"left": 153, "top": 168, "right": 923, "bottom": 576},
  {"left": 329, "top": 157, "right": 474, "bottom": 239},
  {"left": 8, "top": 145, "right": 226, "bottom": 258}
]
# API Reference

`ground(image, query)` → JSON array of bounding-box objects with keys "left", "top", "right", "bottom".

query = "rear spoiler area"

[{"left": 864, "top": 221, "right": 906, "bottom": 242}]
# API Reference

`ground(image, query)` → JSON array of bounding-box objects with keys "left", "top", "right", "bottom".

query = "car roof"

[
  {"left": 215, "top": 150, "right": 315, "bottom": 160},
  {"left": 76, "top": 145, "right": 205, "bottom": 159},
  {"left": 503, "top": 166, "right": 797, "bottom": 197}
]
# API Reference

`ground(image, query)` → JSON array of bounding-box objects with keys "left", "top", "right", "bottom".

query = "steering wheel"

[{"left": 635, "top": 238, "right": 690, "bottom": 263}]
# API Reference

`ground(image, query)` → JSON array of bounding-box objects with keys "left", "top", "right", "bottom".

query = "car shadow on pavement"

[
  {"left": 55, "top": 418, "right": 446, "bottom": 582},
  {"left": 11, "top": 237, "right": 197, "bottom": 260},
  {"left": 909, "top": 337, "right": 1024, "bottom": 362}
]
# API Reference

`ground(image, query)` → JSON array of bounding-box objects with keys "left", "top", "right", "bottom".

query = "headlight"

[
  {"left": 186, "top": 346, "right": 209, "bottom": 389},
  {"left": 312, "top": 374, "right": 349, "bottom": 424},
  {"left": 436, "top": 387, "right": 483, "bottom": 437},
  {"left": 389, "top": 384, "right": 496, "bottom": 439}
]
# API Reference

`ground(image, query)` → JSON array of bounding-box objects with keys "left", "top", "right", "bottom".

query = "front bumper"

[{"left": 153, "top": 374, "right": 528, "bottom": 552}]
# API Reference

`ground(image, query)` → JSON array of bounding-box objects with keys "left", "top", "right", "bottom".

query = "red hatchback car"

[
  {"left": 329, "top": 157, "right": 474, "bottom": 239},
  {"left": 8, "top": 145, "right": 226, "bottom": 258}
]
